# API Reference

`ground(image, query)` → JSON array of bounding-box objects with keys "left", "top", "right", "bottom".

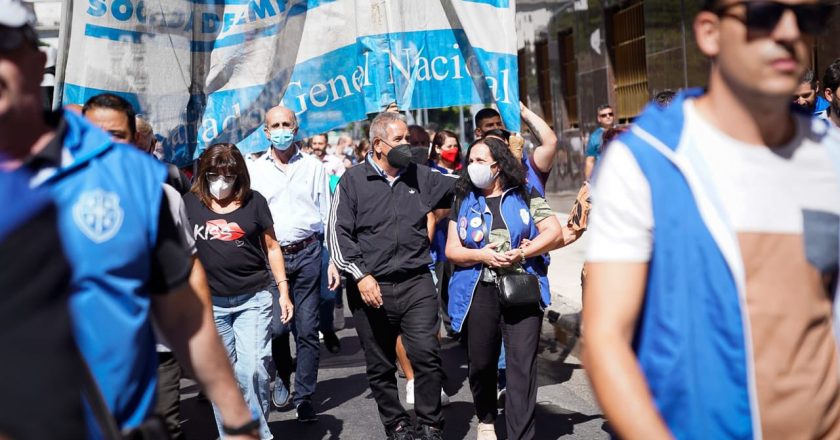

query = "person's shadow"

[{"left": 268, "top": 414, "right": 344, "bottom": 440}]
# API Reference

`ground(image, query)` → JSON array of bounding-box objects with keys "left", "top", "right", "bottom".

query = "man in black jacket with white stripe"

[{"left": 329, "top": 111, "right": 455, "bottom": 440}]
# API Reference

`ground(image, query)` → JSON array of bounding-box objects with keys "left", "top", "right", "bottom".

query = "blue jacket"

[
  {"left": 613, "top": 89, "right": 840, "bottom": 439},
  {"left": 37, "top": 111, "right": 167, "bottom": 431},
  {"left": 447, "top": 188, "right": 550, "bottom": 332}
]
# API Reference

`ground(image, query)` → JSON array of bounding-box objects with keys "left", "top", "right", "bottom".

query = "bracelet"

[
  {"left": 222, "top": 418, "right": 260, "bottom": 435},
  {"left": 276, "top": 279, "right": 288, "bottom": 285},
  {"left": 520, "top": 247, "right": 526, "bottom": 263}
]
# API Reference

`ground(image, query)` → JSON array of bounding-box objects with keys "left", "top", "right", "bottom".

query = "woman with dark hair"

[
  {"left": 430, "top": 130, "right": 462, "bottom": 173},
  {"left": 446, "top": 137, "right": 562, "bottom": 440},
  {"left": 183, "top": 143, "right": 293, "bottom": 440}
]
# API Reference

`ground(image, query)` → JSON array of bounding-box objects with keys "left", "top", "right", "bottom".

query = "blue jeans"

[
  {"left": 273, "top": 239, "right": 321, "bottom": 405},
  {"left": 212, "top": 290, "right": 273, "bottom": 440},
  {"left": 319, "top": 247, "right": 338, "bottom": 333}
]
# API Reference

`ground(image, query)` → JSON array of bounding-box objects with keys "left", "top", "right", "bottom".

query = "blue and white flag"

[{"left": 60, "top": 0, "right": 520, "bottom": 166}]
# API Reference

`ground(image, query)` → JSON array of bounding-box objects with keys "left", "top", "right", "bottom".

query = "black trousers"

[
  {"left": 348, "top": 270, "right": 444, "bottom": 430},
  {"left": 155, "top": 352, "right": 184, "bottom": 440},
  {"left": 466, "top": 281, "right": 542, "bottom": 440}
]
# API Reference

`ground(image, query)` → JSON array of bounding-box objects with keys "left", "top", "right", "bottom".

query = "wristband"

[
  {"left": 276, "top": 279, "right": 288, "bottom": 285},
  {"left": 520, "top": 247, "right": 526, "bottom": 263},
  {"left": 222, "top": 418, "right": 260, "bottom": 436}
]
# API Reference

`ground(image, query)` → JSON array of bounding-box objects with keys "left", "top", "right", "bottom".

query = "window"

[
  {"left": 535, "top": 40, "right": 554, "bottom": 124},
  {"left": 608, "top": 0, "right": 648, "bottom": 119},
  {"left": 558, "top": 30, "right": 578, "bottom": 127}
]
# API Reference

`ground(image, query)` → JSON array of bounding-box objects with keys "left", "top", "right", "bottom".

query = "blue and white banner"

[{"left": 61, "top": 0, "right": 520, "bottom": 166}]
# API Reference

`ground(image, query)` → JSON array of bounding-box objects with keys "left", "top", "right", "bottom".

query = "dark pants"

[
  {"left": 434, "top": 261, "right": 454, "bottom": 335},
  {"left": 347, "top": 270, "right": 444, "bottom": 430},
  {"left": 272, "top": 239, "right": 321, "bottom": 405},
  {"left": 155, "top": 352, "right": 183, "bottom": 440},
  {"left": 466, "top": 281, "right": 542, "bottom": 440}
]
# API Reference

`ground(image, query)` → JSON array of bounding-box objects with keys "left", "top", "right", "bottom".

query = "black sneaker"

[
  {"left": 386, "top": 420, "right": 415, "bottom": 440},
  {"left": 322, "top": 330, "right": 341, "bottom": 354},
  {"left": 416, "top": 425, "right": 443, "bottom": 440},
  {"left": 295, "top": 400, "right": 317, "bottom": 423}
]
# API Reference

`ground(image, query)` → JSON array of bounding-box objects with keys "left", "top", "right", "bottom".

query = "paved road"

[{"left": 180, "top": 191, "right": 608, "bottom": 439}]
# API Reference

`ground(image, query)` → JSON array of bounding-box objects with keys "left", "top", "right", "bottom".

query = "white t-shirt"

[{"left": 587, "top": 99, "right": 840, "bottom": 439}]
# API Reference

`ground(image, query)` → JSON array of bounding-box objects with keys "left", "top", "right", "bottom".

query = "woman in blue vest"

[
  {"left": 446, "top": 137, "right": 561, "bottom": 440},
  {"left": 183, "top": 144, "right": 294, "bottom": 439}
]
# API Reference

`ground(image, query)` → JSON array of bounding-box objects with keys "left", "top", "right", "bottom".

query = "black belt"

[{"left": 281, "top": 234, "right": 318, "bottom": 255}]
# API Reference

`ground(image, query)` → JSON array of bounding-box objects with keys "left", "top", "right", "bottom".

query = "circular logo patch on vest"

[
  {"left": 470, "top": 216, "right": 482, "bottom": 228},
  {"left": 519, "top": 208, "right": 530, "bottom": 225},
  {"left": 72, "top": 189, "right": 124, "bottom": 244},
  {"left": 471, "top": 230, "right": 484, "bottom": 242},
  {"left": 459, "top": 217, "right": 467, "bottom": 240}
]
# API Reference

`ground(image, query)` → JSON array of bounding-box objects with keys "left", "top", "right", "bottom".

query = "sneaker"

[
  {"left": 322, "top": 330, "right": 341, "bottom": 354},
  {"left": 405, "top": 379, "right": 415, "bottom": 405},
  {"left": 476, "top": 422, "right": 497, "bottom": 440},
  {"left": 272, "top": 378, "right": 290, "bottom": 408},
  {"left": 440, "top": 389, "right": 451, "bottom": 407},
  {"left": 295, "top": 400, "right": 317, "bottom": 423},
  {"left": 496, "top": 388, "right": 506, "bottom": 409},
  {"left": 386, "top": 420, "right": 416, "bottom": 440},
  {"left": 417, "top": 425, "right": 443, "bottom": 440}
]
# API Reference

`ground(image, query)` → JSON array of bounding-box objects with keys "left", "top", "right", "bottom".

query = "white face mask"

[
  {"left": 467, "top": 162, "right": 498, "bottom": 189},
  {"left": 209, "top": 179, "right": 234, "bottom": 200}
]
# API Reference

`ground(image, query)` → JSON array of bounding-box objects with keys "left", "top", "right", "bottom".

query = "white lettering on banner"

[{"left": 284, "top": 44, "right": 508, "bottom": 115}]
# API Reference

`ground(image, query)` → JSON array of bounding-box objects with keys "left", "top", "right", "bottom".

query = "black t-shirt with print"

[{"left": 183, "top": 191, "right": 274, "bottom": 297}]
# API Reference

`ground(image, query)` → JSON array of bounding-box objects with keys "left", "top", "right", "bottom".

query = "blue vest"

[
  {"left": 38, "top": 110, "right": 167, "bottom": 430},
  {"left": 447, "top": 188, "right": 550, "bottom": 332},
  {"left": 613, "top": 89, "right": 840, "bottom": 439}
]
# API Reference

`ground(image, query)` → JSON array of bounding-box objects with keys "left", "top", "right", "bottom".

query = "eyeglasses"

[
  {"left": 715, "top": 1, "right": 834, "bottom": 35},
  {"left": 0, "top": 25, "right": 38, "bottom": 53},
  {"left": 206, "top": 172, "right": 236, "bottom": 183},
  {"left": 598, "top": 112, "right": 614, "bottom": 118}
]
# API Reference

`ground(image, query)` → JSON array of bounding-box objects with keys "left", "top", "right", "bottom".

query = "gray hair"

[
  {"left": 369, "top": 112, "right": 406, "bottom": 144},
  {"left": 135, "top": 116, "right": 154, "bottom": 137},
  {"left": 801, "top": 69, "right": 817, "bottom": 88}
]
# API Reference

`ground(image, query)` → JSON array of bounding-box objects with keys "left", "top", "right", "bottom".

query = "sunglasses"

[
  {"left": 715, "top": 1, "right": 834, "bottom": 34},
  {"left": 206, "top": 172, "right": 236, "bottom": 183},
  {"left": 0, "top": 25, "right": 38, "bottom": 53},
  {"left": 598, "top": 112, "right": 614, "bottom": 118}
]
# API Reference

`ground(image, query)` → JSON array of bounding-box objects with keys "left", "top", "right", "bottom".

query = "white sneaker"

[
  {"left": 406, "top": 379, "right": 415, "bottom": 405},
  {"left": 441, "top": 389, "right": 451, "bottom": 407},
  {"left": 476, "top": 422, "right": 497, "bottom": 440}
]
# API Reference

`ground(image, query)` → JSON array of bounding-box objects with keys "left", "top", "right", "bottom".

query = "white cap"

[{"left": 0, "top": 0, "right": 36, "bottom": 28}]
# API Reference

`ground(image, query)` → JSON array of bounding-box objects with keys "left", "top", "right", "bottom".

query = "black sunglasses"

[{"left": 715, "top": 1, "right": 834, "bottom": 35}]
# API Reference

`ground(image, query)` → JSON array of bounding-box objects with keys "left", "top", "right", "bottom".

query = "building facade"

[{"left": 519, "top": 0, "right": 840, "bottom": 192}]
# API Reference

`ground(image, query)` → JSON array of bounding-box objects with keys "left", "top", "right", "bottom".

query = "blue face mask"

[{"left": 269, "top": 128, "right": 295, "bottom": 151}]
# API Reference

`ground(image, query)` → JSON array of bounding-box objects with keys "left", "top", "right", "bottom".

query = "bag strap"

[{"left": 75, "top": 344, "right": 124, "bottom": 440}]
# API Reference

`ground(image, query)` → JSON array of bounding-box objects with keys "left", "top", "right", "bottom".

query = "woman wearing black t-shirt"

[{"left": 184, "top": 143, "right": 293, "bottom": 440}]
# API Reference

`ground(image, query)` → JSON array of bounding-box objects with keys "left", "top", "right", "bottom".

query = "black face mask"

[{"left": 385, "top": 144, "right": 413, "bottom": 169}]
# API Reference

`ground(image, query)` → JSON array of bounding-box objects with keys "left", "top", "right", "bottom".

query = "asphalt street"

[{"left": 180, "top": 191, "right": 608, "bottom": 439}]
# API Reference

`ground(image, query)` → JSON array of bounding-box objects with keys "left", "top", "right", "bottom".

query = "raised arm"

[{"left": 520, "top": 101, "right": 558, "bottom": 174}]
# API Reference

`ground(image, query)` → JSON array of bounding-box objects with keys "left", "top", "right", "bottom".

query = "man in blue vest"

[
  {"left": 584, "top": 0, "right": 840, "bottom": 438},
  {"left": 0, "top": 2, "right": 259, "bottom": 437}
]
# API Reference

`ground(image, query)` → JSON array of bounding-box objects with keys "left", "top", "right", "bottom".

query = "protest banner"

[{"left": 58, "top": 0, "right": 520, "bottom": 166}]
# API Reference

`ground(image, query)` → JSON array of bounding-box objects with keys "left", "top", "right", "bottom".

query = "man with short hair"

[
  {"left": 330, "top": 112, "right": 455, "bottom": 440},
  {"left": 473, "top": 103, "right": 558, "bottom": 196},
  {"left": 793, "top": 68, "right": 830, "bottom": 115},
  {"left": 821, "top": 58, "right": 840, "bottom": 127},
  {"left": 584, "top": 104, "right": 615, "bottom": 179},
  {"left": 0, "top": 2, "right": 258, "bottom": 437},
  {"left": 584, "top": 0, "right": 840, "bottom": 438},
  {"left": 247, "top": 105, "right": 339, "bottom": 422},
  {"left": 311, "top": 133, "right": 345, "bottom": 177}
]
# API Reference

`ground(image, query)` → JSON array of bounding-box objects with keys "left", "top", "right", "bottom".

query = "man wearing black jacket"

[{"left": 329, "top": 112, "right": 455, "bottom": 440}]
